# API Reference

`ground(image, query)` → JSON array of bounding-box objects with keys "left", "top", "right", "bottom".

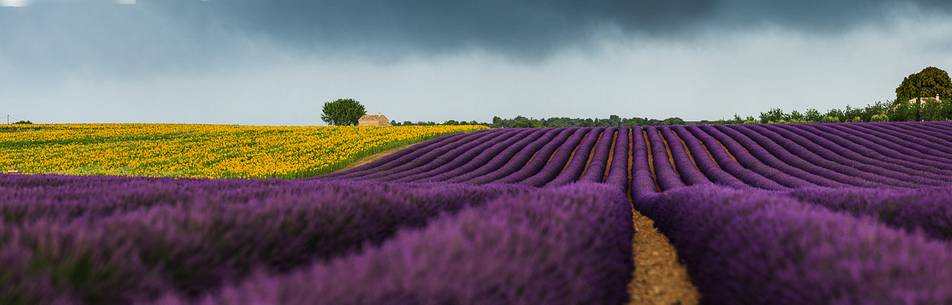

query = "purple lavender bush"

[
  {"left": 788, "top": 186, "right": 952, "bottom": 241},
  {"left": 0, "top": 175, "right": 531, "bottom": 304},
  {"left": 153, "top": 183, "right": 634, "bottom": 305},
  {"left": 638, "top": 185, "right": 952, "bottom": 305}
]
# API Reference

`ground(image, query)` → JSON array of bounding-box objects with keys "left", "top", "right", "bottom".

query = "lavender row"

[
  {"left": 399, "top": 129, "right": 541, "bottom": 182},
  {"left": 823, "top": 123, "right": 952, "bottom": 170},
  {"left": 656, "top": 126, "right": 710, "bottom": 186},
  {"left": 604, "top": 128, "right": 630, "bottom": 189},
  {"left": 519, "top": 128, "right": 592, "bottom": 186},
  {"left": 154, "top": 183, "right": 634, "bottom": 305},
  {"left": 668, "top": 126, "right": 749, "bottom": 188},
  {"left": 710, "top": 125, "right": 849, "bottom": 187},
  {"left": 637, "top": 185, "right": 952, "bottom": 305},
  {"left": 747, "top": 124, "right": 937, "bottom": 187},
  {"left": 546, "top": 128, "right": 605, "bottom": 186},
  {"left": 644, "top": 126, "right": 686, "bottom": 190},
  {"left": 758, "top": 124, "right": 941, "bottom": 185},
  {"left": 700, "top": 125, "right": 816, "bottom": 188},
  {"left": 863, "top": 123, "right": 952, "bottom": 159},
  {"left": 0, "top": 175, "right": 530, "bottom": 304},
  {"left": 494, "top": 128, "right": 583, "bottom": 184},
  {"left": 682, "top": 127, "right": 787, "bottom": 190},
  {"left": 578, "top": 128, "right": 617, "bottom": 183},
  {"left": 443, "top": 128, "right": 557, "bottom": 183},
  {"left": 324, "top": 131, "right": 474, "bottom": 179},
  {"left": 344, "top": 129, "right": 505, "bottom": 181},
  {"left": 803, "top": 123, "right": 952, "bottom": 175},
  {"left": 377, "top": 129, "right": 524, "bottom": 182},
  {"left": 787, "top": 186, "right": 952, "bottom": 241},
  {"left": 329, "top": 122, "right": 952, "bottom": 191},
  {"left": 629, "top": 129, "right": 952, "bottom": 244},
  {"left": 467, "top": 128, "right": 573, "bottom": 184}
]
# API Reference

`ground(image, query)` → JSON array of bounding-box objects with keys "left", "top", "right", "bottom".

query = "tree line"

[
  {"left": 390, "top": 116, "right": 688, "bottom": 127},
  {"left": 321, "top": 98, "right": 685, "bottom": 127},
  {"left": 714, "top": 66, "right": 952, "bottom": 124},
  {"left": 489, "top": 116, "right": 685, "bottom": 128},
  {"left": 322, "top": 66, "right": 951, "bottom": 127}
]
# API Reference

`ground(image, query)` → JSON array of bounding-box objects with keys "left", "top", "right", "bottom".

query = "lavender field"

[{"left": 4, "top": 122, "right": 952, "bottom": 305}]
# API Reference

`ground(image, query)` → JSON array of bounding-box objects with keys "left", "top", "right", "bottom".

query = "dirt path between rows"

[
  {"left": 629, "top": 128, "right": 699, "bottom": 305},
  {"left": 628, "top": 208, "right": 700, "bottom": 305}
]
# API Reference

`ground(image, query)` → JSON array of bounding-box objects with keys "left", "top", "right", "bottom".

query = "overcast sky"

[{"left": 2, "top": 0, "right": 952, "bottom": 125}]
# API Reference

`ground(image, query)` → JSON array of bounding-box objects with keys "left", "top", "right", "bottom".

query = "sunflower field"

[{"left": 0, "top": 124, "right": 486, "bottom": 178}]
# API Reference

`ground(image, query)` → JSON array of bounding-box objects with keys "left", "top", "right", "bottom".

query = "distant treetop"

[
  {"left": 321, "top": 98, "right": 367, "bottom": 126},
  {"left": 896, "top": 67, "right": 952, "bottom": 102}
]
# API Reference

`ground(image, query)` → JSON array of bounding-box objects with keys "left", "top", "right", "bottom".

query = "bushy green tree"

[
  {"left": 803, "top": 109, "right": 822, "bottom": 122},
  {"left": 759, "top": 108, "right": 786, "bottom": 123},
  {"left": 895, "top": 67, "right": 952, "bottom": 121},
  {"left": 821, "top": 115, "right": 840, "bottom": 123},
  {"left": 896, "top": 67, "right": 952, "bottom": 101},
  {"left": 510, "top": 116, "right": 543, "bottom": 128},
  {"left": 825, "top": 109, "right": 845, "bottom": 122},
  {"left": 788, "top": 110, "right": 804, "bottom": 122},
  {"left": 321, "top": 98, "right": 366, "bottom": 126},
  {"left": 859, "top": 102, "right": 888, "bottom": 122}
]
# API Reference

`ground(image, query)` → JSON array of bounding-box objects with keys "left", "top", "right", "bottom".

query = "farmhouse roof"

[{"left": 360, "top": 114, "right": 388, "bottom": 120}]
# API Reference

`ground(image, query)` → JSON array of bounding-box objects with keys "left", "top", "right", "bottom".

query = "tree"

[
  {"left": 788, "top": 110, "right": 804, "bottom": 122},
  {"left": 321, "top": 98, "right": 366, "bottom": 126},
  {"left": 607, "top": 115, "right": 622, "bottom": 127},
  {"left": 860, "top": 102, "right": 889, "bottom": 122},
  {"left": 510, "top": 116, "right": 543, "bottom": 128},
  {"left": 895, "top": 67, "right": 952, "bottom": 121},
  {"left": 804, "top": 109, "right": 822, "bottom": 122},
  {"left": 825, "top": 108, "right": 845, "bottom": 122},
  {"left": 759, "top": 108, "right": 786, "bottom": 123},
  {"left": 870, "top": 114, "right": 888, "bottom": 122}
]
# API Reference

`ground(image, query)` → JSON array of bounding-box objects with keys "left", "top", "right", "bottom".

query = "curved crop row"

[
  {"left": 0, "top": 175, "right": 531, "bottom": 304},
  {"left": 154, "top": 183, "right": 633, "bottom": 305},
  {"left": 636, "top": 185, "right": 952, "bottom": 305},
  {"left": 335, "top": 122, "right": 952, "bottom": 191}
]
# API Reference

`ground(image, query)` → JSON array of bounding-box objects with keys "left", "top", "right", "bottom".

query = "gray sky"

[{"left": 2, "top": 0, "right": 952, "bottom": 125}]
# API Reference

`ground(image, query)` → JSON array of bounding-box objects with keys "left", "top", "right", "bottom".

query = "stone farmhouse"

[{"left": 358, "top": 114, "right": 392, "bottom": 127}]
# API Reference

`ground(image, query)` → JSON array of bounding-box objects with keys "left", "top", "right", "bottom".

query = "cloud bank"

[{"left": 1, "top": 1, "right": 951, "bottom": 124}]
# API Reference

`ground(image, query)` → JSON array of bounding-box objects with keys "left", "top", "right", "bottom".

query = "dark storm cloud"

[
  {"left": 148, "top": 0, "right": 952, "bottom": 56},
  {"left": 3, "top": 1, "right": 952, "bottom": 125},
  {"left": 169, "top": 0, "right": 717, "bottom": 57},
  {"left": 1, "top": 0, "right": 951, "bottom": 75}
]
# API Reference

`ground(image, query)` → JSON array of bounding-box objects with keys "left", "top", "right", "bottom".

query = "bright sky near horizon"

[{"left": 1, "top": 1, "right": 951, "bottom": 125}]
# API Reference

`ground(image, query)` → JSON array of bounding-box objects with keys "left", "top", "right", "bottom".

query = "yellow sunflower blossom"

[{"left": 0, "top": 124, "right": 487, "bottom": 179}]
